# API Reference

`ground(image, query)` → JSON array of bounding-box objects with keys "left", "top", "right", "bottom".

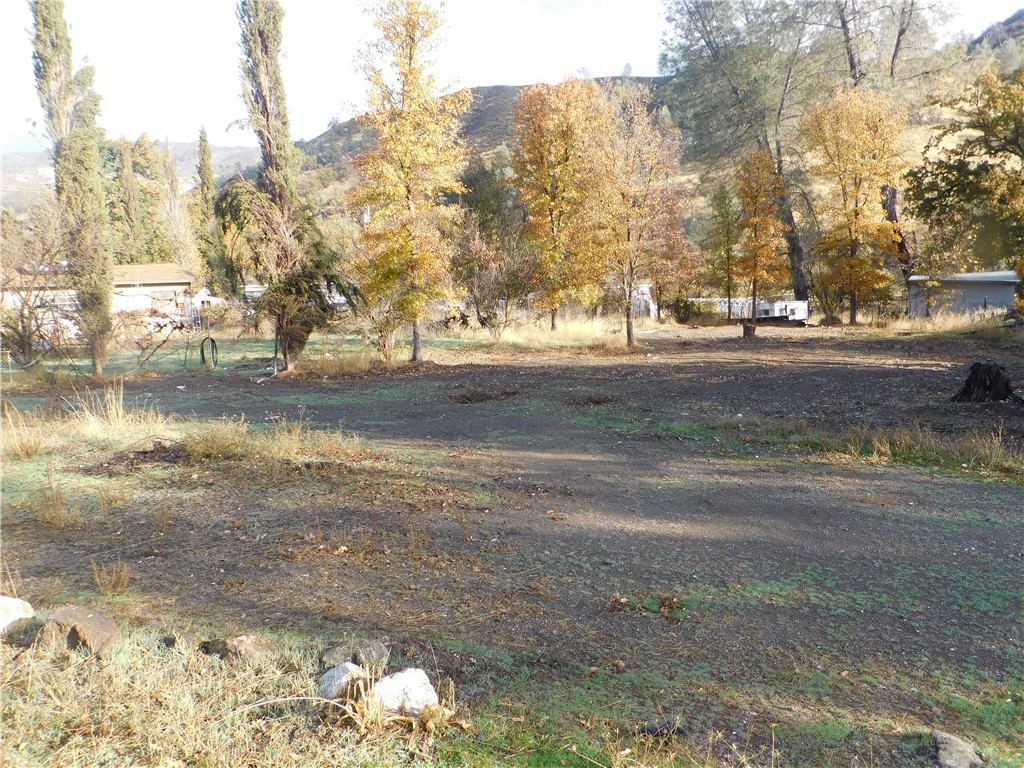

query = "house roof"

[
  {"left": 113, "top": 264, "right": 196, "bottom": 287},
  {"left": 908, "top": 270, "right": 1020, "bottom": 284}
]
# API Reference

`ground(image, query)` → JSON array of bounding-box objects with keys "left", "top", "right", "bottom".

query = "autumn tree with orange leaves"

[
  {"left": 511, "top": 79, "right": 614, "bottom": 330},
  {"left": 734, "top": 147, "right": 790, "bottom": 326}
]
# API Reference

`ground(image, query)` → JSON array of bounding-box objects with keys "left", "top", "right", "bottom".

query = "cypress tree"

[
  {"left": 222, "top": 0, "right": 357, "bottom": 370},
  {"left": 197, "top": 127, "right": 215, "bottom": 222},
  {"left": 31, "top": 0, "right": 112, "bottom": 375}
]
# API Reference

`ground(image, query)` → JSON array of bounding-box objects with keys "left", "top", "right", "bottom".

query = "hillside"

[
  {"left": 1, "top": 142, "right": 260, "bottom": 213},
  {"left": 297, "top": 76, "right": 672, "bottom": 169},
  {"left": 969, "top": 8, "right": 1024, "bottom": 52}
]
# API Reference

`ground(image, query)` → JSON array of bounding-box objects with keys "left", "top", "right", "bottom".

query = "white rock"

[
  {"left": 365, "top": 667, "right": 438, "bottom": 716},
  {"left": 319, "top": 662, "right": 366, "bottom": 700},
  {"left": 0, "top": 596, "right": 34, "bottom": 635}
]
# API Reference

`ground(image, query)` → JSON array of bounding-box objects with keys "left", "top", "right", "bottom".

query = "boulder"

[
  {"left": 0, "top": 596, "right": 34, "bottom": 636},
  {"left": 318, "top": 662, "right": 367, "bottom": 700},
  {"left": 365, "top": 667, "right": 439, "bottom": 717},
  {"left": 933, "top": 730, "right": 986, "bottom": 768},
  {"left": 320, "top": 638, "right": 390, "bottom": 671},
  {"left": 41, "top": 605, "right": 122, "bottom": 658},
  {"left": 203, "top": 634, "right": 276, "bottom": 663}
]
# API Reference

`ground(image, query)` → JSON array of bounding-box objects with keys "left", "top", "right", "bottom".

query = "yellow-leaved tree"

[
  {"left": 353, "top": 0, "right": 471, "bottom": 363},
  {"left": 734, "top": 147, "right": 790, "bottom": 326},
  {"left": 801, "top": 88, "right": 908, "bottom": 323},
  {"left": 603, "top": 84, "right": 685, "bottom": 347},
  {"left": 511, "top": 79, "right": 614, "bottom": 330}
]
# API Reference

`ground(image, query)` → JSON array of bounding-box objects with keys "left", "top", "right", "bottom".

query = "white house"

[{"left": 907, "top": 271, "right": 1020, "bottom": 317}]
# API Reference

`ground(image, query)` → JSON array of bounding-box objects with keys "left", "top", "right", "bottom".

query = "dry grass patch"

[
  {"left": 443, "top": 317, "right": 628, "bottom": 351},
  {"left": 826, "top": 424, "right": 1023, "bottom": 479},
  {"left": 29, "top": 470, "right": 81, "bottom": 529},
  {"left": 0, "top": 628, "right": 465, "bottom": 768},
  {"left": 61, "top": 380, "right": 171, "bottom": 442},
  {"left": 183, "top": 414, "right": 361, "bottom": 466},
  {"left": 2, "top": 406, "right": 44, "bottom": 459},
  {"left": 881, "top": 311, "right": 1007, "bottom": 337},
  {"left": 91, "top": 559, "right": 131, "bottom": 595}
]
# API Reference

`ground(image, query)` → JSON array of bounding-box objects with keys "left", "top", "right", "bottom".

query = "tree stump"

[{"left": 952, "top": 361, "right": 1024, "bottom": 404}]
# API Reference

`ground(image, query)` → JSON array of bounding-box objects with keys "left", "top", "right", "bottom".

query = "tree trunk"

[
  {"left": 91, "top": 337, "right": 104, "bottom": 377},
  {"left": 953, "top": 361, "right": 1024, "bottom": 404},
  {"left": 411, "top": 319, "right": 423, "bottom": 363},
  {"left": 625, "top": 304, "right": 635, "bottom": 347},
  {"left": 882, "top": 184, "right": 914, "bottom": 285},
  {"left": 550, "top": 307, "right": 558, "bottom": 331},
  {"left": 779, "top": 200, "right": 809, "bottom": 301},
  {"left": 751, "top": 277, "right": 758, "bottom": 324},
  {"left": 849, "top": 291, "right": 858, "bottom": 325}
]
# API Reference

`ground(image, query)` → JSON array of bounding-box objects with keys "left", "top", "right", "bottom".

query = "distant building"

[
  {"left": 692, "top": 297, "right": 810, "bottom": 323},
  {"left": 112, "top": 264, "right": 196, "bottom": 313},
  {"left": 2, "top": 263, "right": 198, "bottom": 326},
  {"left": 907, "top": 271, "right": 1020, "bottom": 318}
]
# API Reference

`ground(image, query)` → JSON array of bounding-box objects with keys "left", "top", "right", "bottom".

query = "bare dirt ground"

[{"left": 5, "top": 325, "right": 1023, "bottom": 765}]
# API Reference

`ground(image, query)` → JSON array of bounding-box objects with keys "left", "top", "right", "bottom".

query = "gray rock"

[
  {"left": 365, "top": 667, "right": 439, "bottom": 717},
  {"left": 320, "top": 638, "right": 390, "bottom": 671},
  {"left": 203, "top": 634, "right": 276, "bottom": 663},
  {"left": 161, "top": 630, "right": 200, "bottom": 651},
  {"left": 0, "top": 596, "right": 34, "bottom": 636},
  {"left": 318, "top": 662, "right": 367, "bottom": 700},
  {"left": 934, "top": 730, "right": 986, "bottom": 768},
  {"left": 41, "top": 605, "right": 122, "bottom": 657}
]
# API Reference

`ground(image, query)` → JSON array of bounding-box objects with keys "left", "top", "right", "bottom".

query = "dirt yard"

[{"left": 4, "top": 325, "right": 1023, "bottom": 766}]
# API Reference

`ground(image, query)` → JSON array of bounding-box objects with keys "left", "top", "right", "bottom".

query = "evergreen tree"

[
  {"left": 221, "top": 0, "right": 356, "bottom": 370},
  {"left": 702, "top": 185, "right": 741, "bottom": 319},
  {"left": 197, "top": 127, "right": 216, "bottom": 221},
  {"left": 31, "top": 0, "right": 112, "bottom": 375}
]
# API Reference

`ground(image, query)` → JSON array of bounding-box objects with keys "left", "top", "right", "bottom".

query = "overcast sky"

[{"left": 1, "top": 0, "right": 1021, "bottom": 155}]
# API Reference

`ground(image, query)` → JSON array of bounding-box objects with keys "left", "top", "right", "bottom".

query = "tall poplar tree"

[
  {"left": 197, "top": 127, "right": 216, "bottom": 222},
  {"left": 31, "top": 0, "right": 112, "bottom": 375},
  {"left": 703, "top": 185, "right": 741, "bottom": 320},
  {"left": 353, "top": 0, "right": 470, "bottom": 363},
  {"left": 221, "top": 0, "right": 355, "bottom": 370}
]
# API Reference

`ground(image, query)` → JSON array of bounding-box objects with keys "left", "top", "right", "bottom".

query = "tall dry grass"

[
  {"left": 881, "top": 311, "right": 1007, "bottom": 336},
  {"left": 444, "top": 317, "right": 629, "bottom": 350},
  {"left": 0, "top": 627, "right": 460, "bottom": 768},
  {"left": 61, "top": 380, "right": 171, "bottom": 439},
  {"left": 183, "top": 413, "right": 360, "bottom": 466},
  {"left": 2, "top": 407, "right": 44, "bottom": 459},
  {"left": 826, "top": 424, "right": 1023, "bottom": 478}
]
